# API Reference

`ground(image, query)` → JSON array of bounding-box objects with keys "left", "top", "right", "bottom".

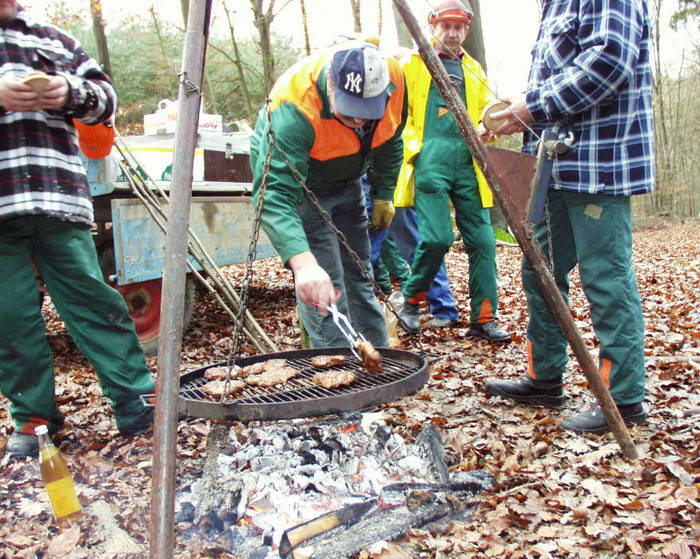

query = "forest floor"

[{"left": 1, "top": 222, "right": 698, "bottom": 559}]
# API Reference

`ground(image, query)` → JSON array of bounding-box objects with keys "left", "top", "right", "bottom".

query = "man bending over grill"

[
  {"left": 250, "top": 42, "right": 407, "bottom": 348},
  {"left": 0, "top": 0, "right": 154, "bottom": 459}
]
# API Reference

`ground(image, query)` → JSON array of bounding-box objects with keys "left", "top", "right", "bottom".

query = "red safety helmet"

[{"left": 428, "top": 0, "right": 473, "bottom": 25}]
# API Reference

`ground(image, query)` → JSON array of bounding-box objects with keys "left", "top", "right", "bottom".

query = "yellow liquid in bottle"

[{"left": 40, "top": 446, "right": 82, "bottom": 523}]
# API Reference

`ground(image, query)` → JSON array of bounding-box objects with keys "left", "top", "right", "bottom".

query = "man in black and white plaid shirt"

[
  {"left": 485, "top": 0, "right": 654, "bottom": 435},
  {"left": 0, "top": 1, "right": 154, "bottom": 459}
]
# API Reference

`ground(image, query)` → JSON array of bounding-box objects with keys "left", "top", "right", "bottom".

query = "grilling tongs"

[{"left": 327, "top": 303, "right": 383, "bottom": 372}]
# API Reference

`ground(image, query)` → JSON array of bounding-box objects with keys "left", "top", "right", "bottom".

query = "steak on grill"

[
  {"left": 310, "top": 355, "right": 348, "bottom": 369},
  {"left": 240, "top": 358, "right": 288, "bottom": 378},
  {"left": 311, "top": 369, "right": 356, "bottom": 389},
  {"left": 246, "top": 365, "right": 299, "bottom": 387},
  {"left": 201, "top": 379, "right": 246, "bottom": 398},
  {"left": 357, "top": 341, "right": 383, "bottom": 373},
  {"left": 204, "top": 365, "right": 242, "bottom": 381}
]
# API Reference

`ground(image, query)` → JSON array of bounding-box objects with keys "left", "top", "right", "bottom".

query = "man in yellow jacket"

[{"left": 396, "top": 0, "right": 510, "bottom": 343}]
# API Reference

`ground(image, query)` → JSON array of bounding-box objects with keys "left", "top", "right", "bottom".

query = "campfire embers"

[{"left": 177, "top": 413, "right": 493, "bottom": 558}]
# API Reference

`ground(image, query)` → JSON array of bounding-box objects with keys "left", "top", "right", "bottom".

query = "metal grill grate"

[{"left": 175, "top": 347, "right": 429, "bottom": 421}]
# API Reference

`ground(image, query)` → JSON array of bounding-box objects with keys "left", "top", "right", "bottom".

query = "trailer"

[{"left": 85, "top": 132, "right": 274, "bottom": 354}]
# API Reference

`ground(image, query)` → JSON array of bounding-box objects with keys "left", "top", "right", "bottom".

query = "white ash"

[{"left": 184, "top": 413, "right": 446, "bottom": 547}]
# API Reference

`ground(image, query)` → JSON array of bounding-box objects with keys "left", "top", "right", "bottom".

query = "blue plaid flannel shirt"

[{"left": 524, "top": 0, "right": 655, "bottom": 196}]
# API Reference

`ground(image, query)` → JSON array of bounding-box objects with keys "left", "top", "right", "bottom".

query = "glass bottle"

[{"left": 35, "top": 425, "right": 82, "bottom": 523}]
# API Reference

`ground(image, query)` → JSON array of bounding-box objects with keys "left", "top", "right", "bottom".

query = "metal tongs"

[{"left": 327, "top": 303, "right": 367, "bottom": 360}]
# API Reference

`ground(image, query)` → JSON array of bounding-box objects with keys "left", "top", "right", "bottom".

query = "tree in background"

[
  {"left": 222, "top": 3, "right": 255, "bottom": 120},
  {"left": 641, "top": 0, "right": 700, "bottom": 219},
  {"left": 300, "top": 0, "right": 311, "bottom": 55},
  {"left": 670, "top": 0, "right": 700, "bottom": 28},
  {"left": 89, "top": 0, "right": 111, "bottom": 76},
  {"left": 251, "top": 0, "right": 276, "bottom": 94},
  {"left": 462, "top": 0, "right": 485, "bottom": 69},
  {"left": 350, "top": 0, "right": 362, "bottom": 32}
]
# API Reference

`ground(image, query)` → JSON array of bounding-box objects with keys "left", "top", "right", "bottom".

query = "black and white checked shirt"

[{"left": 0, "top": 7, "right": 116, "bottom": 226}]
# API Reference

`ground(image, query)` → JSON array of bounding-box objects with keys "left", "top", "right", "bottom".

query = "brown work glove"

[{"left": 370, "top": 199, "right": 395, "bottom": 232}]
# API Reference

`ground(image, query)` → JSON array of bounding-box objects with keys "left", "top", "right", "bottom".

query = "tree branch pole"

[
  {"left": 392, "top": 0, "right": 638, "bottom": 460},
  {"left": 150, "top": 1, "right": 213, "bottom": 557}
]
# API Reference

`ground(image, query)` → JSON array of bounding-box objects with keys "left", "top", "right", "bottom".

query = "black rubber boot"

[
  {"left": 118, "top": 407, "right": 154, "bottom": 437},
  {"left": 399, "top": 302, "right": 421, "bottom": 334},
  {"left": 561, "top": 402, "right": 647, "bottom": 434},
  {"left": 6, "top": 432, "right": 40, "bottom": 459},
  {"left": 485, "top": 375, "right": 565, "bottom": 407},
  {"left": 468, "top": 321, "right": 512, "bottom": 343}
]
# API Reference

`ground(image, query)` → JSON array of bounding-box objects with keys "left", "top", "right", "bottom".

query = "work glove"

[{"left": 370, "top": 199, "right": 395, "bottom": 232}]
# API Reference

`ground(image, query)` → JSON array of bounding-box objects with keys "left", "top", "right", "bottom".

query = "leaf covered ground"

[{"left": 1, "top": 222, "right": 698, "bottom": 559}]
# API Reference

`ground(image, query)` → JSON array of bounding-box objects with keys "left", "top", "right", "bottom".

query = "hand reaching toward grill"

[{"left": 288, "top": 251, "right": 338, "bottom": 315}]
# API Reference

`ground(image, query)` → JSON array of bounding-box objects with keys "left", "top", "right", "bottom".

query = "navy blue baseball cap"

[{"left": 330, "top": 42, "right": 390, "bottom": 120}]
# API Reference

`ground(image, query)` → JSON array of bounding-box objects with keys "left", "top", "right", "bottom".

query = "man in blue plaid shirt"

[{"left": 485, "top": 0, "right": 654, "bottom": 434}]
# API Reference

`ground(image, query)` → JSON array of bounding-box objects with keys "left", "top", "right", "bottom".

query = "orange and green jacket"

[
  {"left": 250, "top": 50, "right": 407, "bottom": 265},
  {"left": 394, "top": 47, "right": 495, "bottom": 208}
]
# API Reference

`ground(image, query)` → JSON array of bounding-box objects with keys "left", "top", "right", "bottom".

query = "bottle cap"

[{"left": 34, "top": 425, "right": 48, "bottom": 435}]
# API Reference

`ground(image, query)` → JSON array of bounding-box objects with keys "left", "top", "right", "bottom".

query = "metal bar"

[
  {"left": 392, "top": 0, "right": 638, "bottom": 460},
  {"left": 150, "top": 1, "right": 212, "bottom": 557}
]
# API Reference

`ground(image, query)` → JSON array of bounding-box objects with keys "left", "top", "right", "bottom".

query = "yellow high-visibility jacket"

[{"left": 394, "top": 48, "right": 495, "bottom": 208}]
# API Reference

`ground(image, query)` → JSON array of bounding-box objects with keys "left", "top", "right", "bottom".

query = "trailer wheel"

[{"left": 98, "top": 244, "right": 197, "bottom": 355}]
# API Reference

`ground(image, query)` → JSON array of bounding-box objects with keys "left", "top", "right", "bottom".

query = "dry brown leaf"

[
  {"left": 369, "top": 541, "right": 412, "bottom": 559},
  {"left": 47, "top": 525, "right": 81, "bottom": 557}
]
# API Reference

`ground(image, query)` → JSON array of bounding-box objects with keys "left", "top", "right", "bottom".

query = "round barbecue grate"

[{"left": 175, "top": 347, "right": 429, "bottom": 421}]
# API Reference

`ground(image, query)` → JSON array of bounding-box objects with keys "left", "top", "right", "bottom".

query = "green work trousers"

[
  {"left": 374, "top": 235, "right": 410, "bottom": 293},
  {"left": 523, "top": 191, "right": 645, "bottom": 404},
  {"left": 0, "top": 216, "right": 155, "bottom": 435},
  {"left": 403, "top": 139, "right": 498, "bottom": 324}
]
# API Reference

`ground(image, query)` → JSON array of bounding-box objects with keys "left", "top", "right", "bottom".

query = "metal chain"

[
  {"left": 218, "top": 100, "right": 276, "bottom": 400},
  {"left": 178, "top": 71, "right": 201, "bottom": 97}
]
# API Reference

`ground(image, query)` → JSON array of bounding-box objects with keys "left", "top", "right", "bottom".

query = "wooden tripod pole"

[{"left": 393, "top": 0, "right": 638, "bottom": 460}]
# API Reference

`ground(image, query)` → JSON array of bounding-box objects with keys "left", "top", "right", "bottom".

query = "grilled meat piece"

[
  {"left": 246, "top": 366, "right": 299, "bottom": 387},
  {"left": 357, "top": 340, "right": 383, "bottom": 372},
  {"left": 203, "top": 365, "right": 242, "bottom": 381},
  {"left": 240, "top": 358, "right": 287, "bottom": 378},
  {"left": 201, "top": 379, "right": 245, "bottom": 398},
  {"left": 310, "top": 355, "right": 348, "bottom": 369},
  {"left": 311, "top": 369, "right": 356, "bottom": 389}
]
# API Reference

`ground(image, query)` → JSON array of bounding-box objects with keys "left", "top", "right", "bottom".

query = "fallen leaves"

[{"left": 1, "top": 223, "right": 699, "bottom": 558}]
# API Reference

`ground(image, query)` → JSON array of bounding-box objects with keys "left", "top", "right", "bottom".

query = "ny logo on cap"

[{"left": 344, "top": 72, "right": 363, "bottom": 94}]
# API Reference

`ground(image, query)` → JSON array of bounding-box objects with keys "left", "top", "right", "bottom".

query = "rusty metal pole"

[
  {"left": 150, "top": 1, "right": 213, "bottom": 557},
  {"left": 393, "top": 0, "right": 638, "bottom": 460}
]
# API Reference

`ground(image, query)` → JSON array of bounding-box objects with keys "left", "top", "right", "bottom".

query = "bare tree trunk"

[
  {"left": 223, "top": 2, "right": 254, "bottom": 119},
  {"left": 650, "top": 0, "right": 671, "bottom": 215},
  {"left": 300, "top": 0, "right": 311, "bottom": 55},
  {"left": 392, "top": 3, "right": 413, "bottom": 47},
  {"left": 149, "top": 6, "right": 170, "bottom": 60},
  {"left": 180, "top": 0, "right": 189, "bottom": 26},
  {"left": 463, "top": 0, "right": 486, "bottom": 70},
  {"left": 350, "top": 0, "right": 362, "bottom": 32},
  {"left": 251, "top": 0, "right": 276, "bottom": 94},
  {"left": 377, "top": 0, "right": 383, "bottom": 35},
  {"left": 89, "top": 0, "right": 112, "bottom": 77}
]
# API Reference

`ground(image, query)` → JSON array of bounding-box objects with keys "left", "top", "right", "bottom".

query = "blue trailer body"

[
  {"left": 86, "top": 135, "right": 276, "bottom": 286},
  {"left": 110, "top": 196, "right": 276, "bottom": 285}
]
